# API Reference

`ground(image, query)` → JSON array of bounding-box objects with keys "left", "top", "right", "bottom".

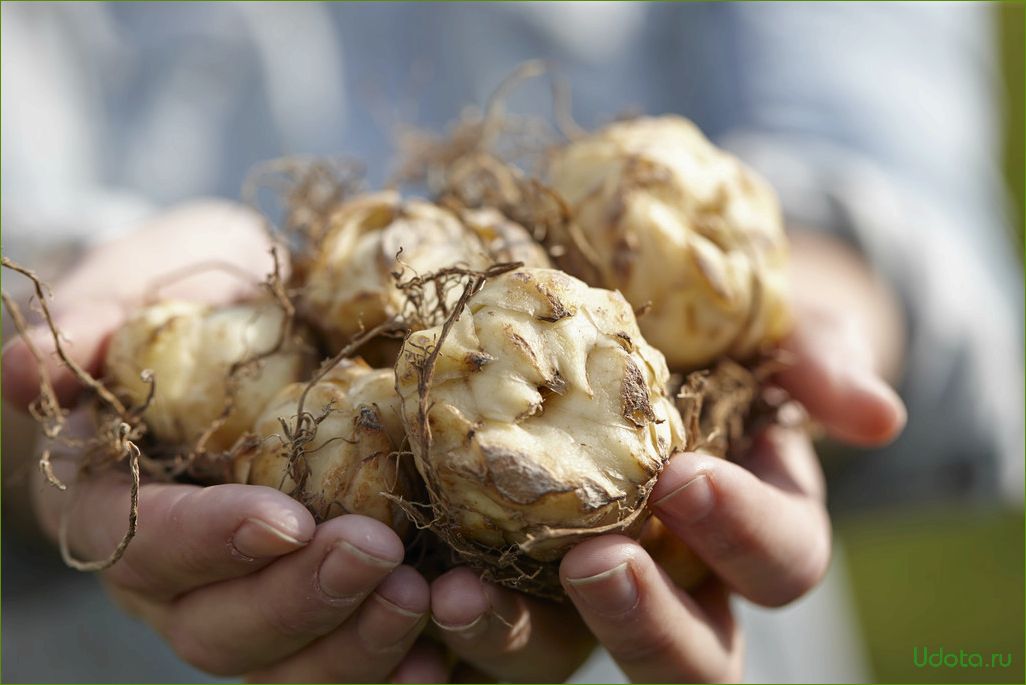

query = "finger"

[
  {"left": 561, "top": 536, "right": 741, "bottom": 683},
  {"left": 390, "top": 640, "right": 451, "bottom": 684},
  {"left": 52, "top": 200, "right": 275, "bottom": 306},
  {"left": 57, "top": 477, "right": 315, "bottom": 601},
  {"left": 161, "top": 514, "right": 404, "bottom": 676},
  {"left": 430, "top": 567, "right": 594, "bottom": 682},
  {"left": 777, "top": 307, "right": 906, "bottom": 446},
  {"left": 743, "top": 424, "right": 826, "bottom": 501},
  {"left": 249, "top": 565, "right": 430, "bottom": 683},
  {"left": 650, "top": 446, "right": 831, "bottom": 607}
]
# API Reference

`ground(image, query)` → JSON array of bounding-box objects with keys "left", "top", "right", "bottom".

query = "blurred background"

[{"left": 2, "top": 2, "right": 1023, "bottom": 683}]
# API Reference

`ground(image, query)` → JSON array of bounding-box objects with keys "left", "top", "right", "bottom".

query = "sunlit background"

[{"left": 2, "top": 3, "right": 1023, "bottom": 683}]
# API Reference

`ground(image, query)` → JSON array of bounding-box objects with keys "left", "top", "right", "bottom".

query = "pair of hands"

[{"left": 2, "top": 201, "right": 906, "bottom": 683}]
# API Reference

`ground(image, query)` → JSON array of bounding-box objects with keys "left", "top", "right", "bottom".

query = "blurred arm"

[{"left": 668, "top": 2, "right": 1024, "bottom": 507}]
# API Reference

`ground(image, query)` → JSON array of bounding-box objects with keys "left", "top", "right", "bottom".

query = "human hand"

[
  {"left": 2, "top": 201, "right": 431, "bottom": 681},
  {"left": 428, "top": 233, "right": 907, "bottom": 683},
  {"left": 427, "top": 431, "right": 827, "bottom": 683}
]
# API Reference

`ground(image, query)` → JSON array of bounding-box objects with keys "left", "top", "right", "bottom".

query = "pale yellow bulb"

[
  {"left": 395, "top": 267, "right": 686, "bottom": 563},
  {"left": 235, "top": 359, "right": 415, "bottom": 533},
  {"left": 106, "top": 300, "right": 312, "bottom": 451},
  {"left": 303, "top": 191, "right": 551, "bottom": 349},
  {"left": 547, "top": 115, "right": 791, "bottom": 370}
]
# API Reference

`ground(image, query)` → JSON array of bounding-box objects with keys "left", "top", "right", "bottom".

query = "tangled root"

[
  {"left": 2, "top": 256, "right": 146, "bottom": 571},
  {"left": 391, "top": 60, "right": 576, "bottom": 253},
  {"left": 675, "top": 354, "right": 805, "bottom": 461},
  {"left": 392, "top": 60, "right": 564, "bottom": 191},
  {"left": 243, "top": 155, "right": 366, "bottom": 284},
  {"left": 267, "top": 319, "right": 405, "bottom": 497}
]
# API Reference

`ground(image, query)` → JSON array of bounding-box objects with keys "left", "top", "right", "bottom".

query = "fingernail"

[
  {"left": 229, "top": 518, "right": 306, "bottom": 560},
  {"left": 565, "top": 561, "right": 639, "bottom": 616},
  {"left": 652, "top": 474, "right": 715, "bottom": 525},
  {"left": 432, "top": 613, "right": 488, "bottom": 639},
  {"left": 358, "top": 593, "right": 426, "bottom": 653},
  {"left": 319, "top": 540, "right": 399, "bottom": 600}
]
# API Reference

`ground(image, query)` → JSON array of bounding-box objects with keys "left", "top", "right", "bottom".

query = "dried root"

[
  {"left": 2, "top": 256, "right": 147, "bottom": 571},
  {"left": 391, "top": 60, "right": 575, "bottom": 252},
  {"left": 272, "top": 319, "right": 404, "bottom": 490},
  {"left": 242, "top": 155, "right": 366, "bottom": 284},
  {"left": 391, "top": 60, "right": 562, "bottom": 192},
  {"left": 675, "top": 354, "right": 805, "bottom": 461},
  {"left": 393, "top": 260, "right": 521, "bottom": 330},
  {"left": 235, "top": 357, "right": 419, "bottom": 533},
  {"left": 59, "top": 424, "right": 142, "bottom": 572}
]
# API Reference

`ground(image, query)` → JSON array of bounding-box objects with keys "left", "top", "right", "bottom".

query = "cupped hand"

[
  {"left": 59, "top": 473, "right": 427, "bottom": 681},
  {"left": 2, "top": 201, "right": 430, "bottom": 681},
  {"left": 555, "top": 296, "right": 906, "bottom": 683},
  {"left": 430, "top": 258, "right": 907, "bottom": 683}
]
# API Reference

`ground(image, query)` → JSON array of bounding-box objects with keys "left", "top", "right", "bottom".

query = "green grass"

[
  {"left": 837, "top": 507, "right": 1025, "bottom": 683},
  {"left": 999, "top": 2, "right": 1024, "bottom": 251}
]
